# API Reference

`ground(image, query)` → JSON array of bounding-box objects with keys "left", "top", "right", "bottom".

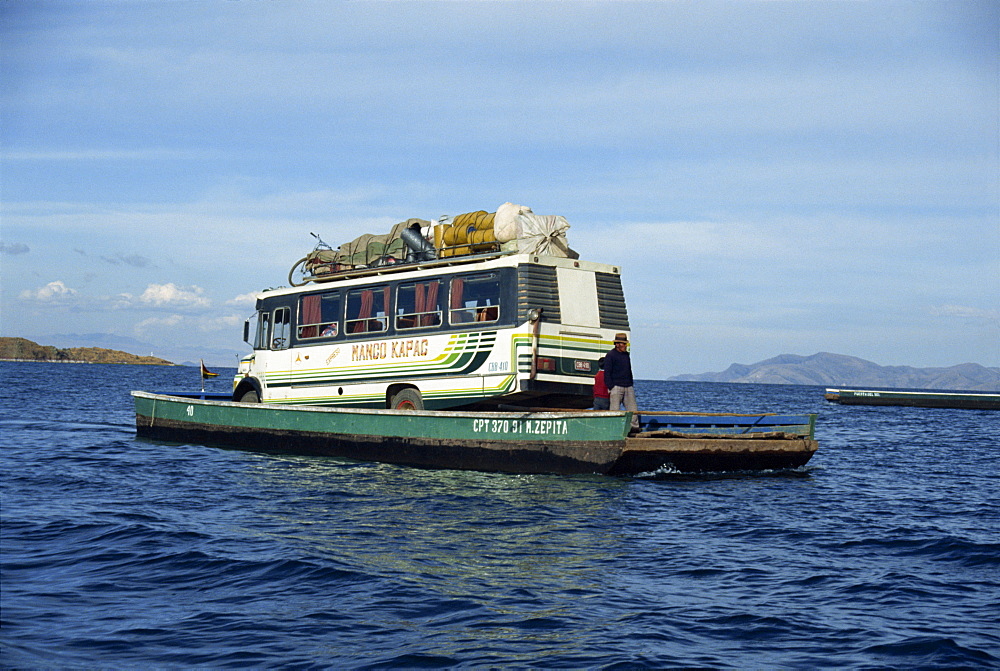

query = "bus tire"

[
  {"left": 390, "top": 388, "right": 423, "bottom": 411},
  {"left": 239, "top": 389, "right": 260, "bottom": 403}
]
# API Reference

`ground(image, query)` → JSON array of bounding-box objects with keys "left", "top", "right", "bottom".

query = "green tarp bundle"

[{"left": 313, "top": 218, "right": 429, "bottom": 269}]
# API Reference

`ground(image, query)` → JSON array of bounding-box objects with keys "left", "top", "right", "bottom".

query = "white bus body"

[{"left": 234, "top": 252, "right": 629, "bottom": 410}]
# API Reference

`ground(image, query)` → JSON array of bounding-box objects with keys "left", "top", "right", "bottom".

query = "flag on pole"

[{"left": 200, "top": 359, "right": 219, "bottom": 379}]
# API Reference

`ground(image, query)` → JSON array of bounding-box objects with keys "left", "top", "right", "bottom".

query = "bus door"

[
  {"left": 257, "top": 305, "right": 292, "bottom": 400},
  {"left": 556, "top": 267, "right": 602, "bottom": 377}
]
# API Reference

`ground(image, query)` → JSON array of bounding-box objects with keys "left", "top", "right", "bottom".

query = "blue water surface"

[{"left": 1, "top": 361, "right": 997, "bottom": 669}]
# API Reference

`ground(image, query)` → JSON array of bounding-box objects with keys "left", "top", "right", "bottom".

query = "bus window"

[
  {"left": 299, "top": 291, "right": 341, "bottom": 339},
  {"left": 450, "top": 273, "right": 501, "bottom": 324},
  {"left": 346, "top": 286, "right": 389, "bottom": 334},
  {"left": 271, "top": 307, "right": 291, "bottom": 350},
  {"left": 396, "top": 280, "right": 443, "bottom": 330},
  {"left": 254, "top": 310, "right": 271, "bottom": 350}
]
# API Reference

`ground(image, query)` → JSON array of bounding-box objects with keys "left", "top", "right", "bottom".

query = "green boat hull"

[{"left": 132, "top": 392, "right": 819, "bottom": 475}]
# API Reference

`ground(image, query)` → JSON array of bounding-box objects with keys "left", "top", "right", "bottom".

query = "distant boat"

[
  {"left": 825, "top": 388, "right": 1000, "bottom": 410},
  {"left": 200, "top": 360, "right": 219, "bottom": 379}
]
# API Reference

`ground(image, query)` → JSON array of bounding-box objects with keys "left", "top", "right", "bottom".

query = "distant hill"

[
  {"left": 26, "top": 332, "right": 245, "bottom": 368},
  {"left": 0, "top": 337, "right": 175, "bottom": 366},
  {"left": 669, "top": 352, "right": 1000, "bottom": 391}
]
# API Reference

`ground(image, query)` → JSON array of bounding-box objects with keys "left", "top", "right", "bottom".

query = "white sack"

[
  {"left": 493, "top": 202, "right": 532, "bottom": 243},
  {"left": 513, "top": 214, "right": 576, "bottom": 258}
]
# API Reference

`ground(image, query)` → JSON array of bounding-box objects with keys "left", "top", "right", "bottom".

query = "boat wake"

[{"left": 634, "top": 464, "right": 815, "bottom": 480}]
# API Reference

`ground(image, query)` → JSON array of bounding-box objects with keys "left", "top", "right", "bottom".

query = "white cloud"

[
  {"left": 930, "top": 305, "right": 1000, "bottom": 320},
  {"left": 132, "top": 312, "right": 246, "bottom": 340},
  {"left": 103, "top": 283, "right": 214, "bottom": 313},
  {"left": 138, "top": 283, "right": 210, "bottom": 309},
  {"left": 199, "top": 314, "right": 247, "bottom": 332},
  {"left": 134, "top": 314, "right": 185, "bottom": 335},
  {"left": 225, "top": 292, "right": 260, "bottom": 306},
  {"left": 19, "top": 281, "right": 78, "bottom": 302}
]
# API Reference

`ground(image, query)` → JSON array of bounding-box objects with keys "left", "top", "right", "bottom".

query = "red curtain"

[
  {"left": 421, "top": 281, "right": 440, "bottom": 326},
  {"left": 353, "top": 290, "right": 374, "bottom": 333},
  {"left": 383, "top": 286, "right": 391, "bottom": 328},
  {"left": 415, "top": 283, "right": 426, "bottom": 314},
  {"left": 300, "top": 294, "right": 322, "bottom": 338},
  {"left": 303, "top": 295, "right": 322, "bottom": 322}
]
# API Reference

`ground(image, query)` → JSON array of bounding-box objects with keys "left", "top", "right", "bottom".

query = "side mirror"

[{"left": 243, "top": 319, "right": 251, "bottom": 344}]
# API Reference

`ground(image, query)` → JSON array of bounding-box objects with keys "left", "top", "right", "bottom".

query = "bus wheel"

[
  {"left": 390, "top": 388, "right": 423, "bottom": 411},
  {"left": 239, "top": 389, "right": 260, "bottom": 403}
]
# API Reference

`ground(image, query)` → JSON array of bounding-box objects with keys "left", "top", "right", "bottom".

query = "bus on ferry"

[{"left": 233, "top": 250, "right": 630, "bottom": 411}]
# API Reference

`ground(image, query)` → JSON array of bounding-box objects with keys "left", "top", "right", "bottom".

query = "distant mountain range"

[
  {"left": 5, "top": 334, "right": 997, "bottom": 391},
  {"left": 669, "top": 352, "right": 1000, "bottom": 391}
]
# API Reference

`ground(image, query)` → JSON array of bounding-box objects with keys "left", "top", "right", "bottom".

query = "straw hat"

[{"left": 614, "top": 333, "right": 629, "bottom": 343}]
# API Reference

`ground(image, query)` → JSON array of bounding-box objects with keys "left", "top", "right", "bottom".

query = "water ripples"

[{"left": 1, "top": 364, "right": 998, "bottom": 668}]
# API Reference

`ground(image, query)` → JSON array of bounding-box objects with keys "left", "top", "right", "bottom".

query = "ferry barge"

[
  {"left": 133, "top": 391, "right": 818, "bottom": 475},
  {"left": 133, "top": 203, "right": 820, "bottom": 475}
]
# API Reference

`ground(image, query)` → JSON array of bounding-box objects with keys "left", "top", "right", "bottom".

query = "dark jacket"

[{"left": 604, "top": 348, "right": 633, "bottom": 389}]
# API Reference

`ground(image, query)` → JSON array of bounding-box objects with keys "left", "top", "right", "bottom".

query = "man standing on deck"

[{"left": 604, "top": 333, "right": 640, "bottom": 433}]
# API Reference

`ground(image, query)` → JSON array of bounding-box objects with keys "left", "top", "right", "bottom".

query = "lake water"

[{"left": 1, "top": 361, "right": 997, "bottom": 668}]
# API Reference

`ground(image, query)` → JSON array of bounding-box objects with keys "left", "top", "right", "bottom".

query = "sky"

[{"left": 2, "top": 0, "right": 998, "bottom": 376}]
